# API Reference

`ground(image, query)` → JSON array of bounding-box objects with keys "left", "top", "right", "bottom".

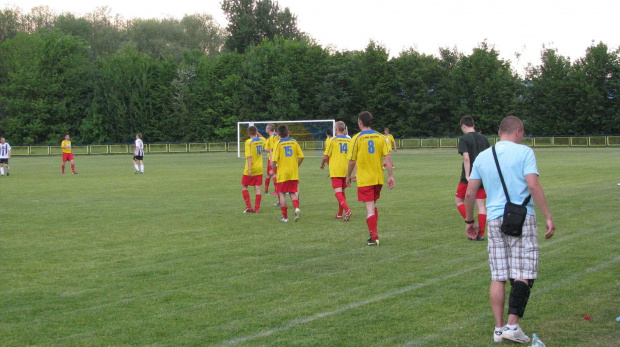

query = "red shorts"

[
  {"left": 455, "top": 182, "right": 486, "bottom": 199},
  {"left": 358, "top": 185, "right": 382, "bottom": 202},
  {"left": 62, "top": 153, "right": 74, "bottom": 161},
  {"left": 242, "top": 174, "right": 263, "bottom": 186},
  {"left": 277, "top": 180, "right": 299, "bottom": 193},
  {"left": 331, "top": 177, "right": 347, "bottom": 189}
]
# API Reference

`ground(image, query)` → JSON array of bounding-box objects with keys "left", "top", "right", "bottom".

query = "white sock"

[
  {"left": 134, "top": 164, "right": 139, "bottom": 171},
  {"left": 140, "top": 165, "right": 144, "bottom": 172},
  {"left": 0, "top": 167, "right": 4, "bottom": 175},
  {"left": 507, "top": 324, "right": 519, "bottom": 330}
]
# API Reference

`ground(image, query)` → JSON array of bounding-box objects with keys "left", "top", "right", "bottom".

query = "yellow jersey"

[
  {"left": 324, "top": 136, "right": 333, "bottom": 155},
  {"left": 385, "top": 134, "right": 396, "bottom": 152},
  {"left": 61, "top": 140, "right": 72, "bottom": 153},
  {"left": 324, "top": 135, "right": 351, "bottom": 178},
  {"left": 273, "top": 137, "right": 304, "bottom": 182},
  {"left": 265, "top": 134, "right": 280, "bottom": 161},
  {"left": 349, "top": 130, "right": 388, "bottom": 187},
  {"left": 244, "top": 137, "right": 266, "bottom": 176}
]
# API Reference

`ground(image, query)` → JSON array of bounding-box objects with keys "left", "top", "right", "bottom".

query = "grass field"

[{"left": 1, "top": 148, "right": 619, "bottom": 346}]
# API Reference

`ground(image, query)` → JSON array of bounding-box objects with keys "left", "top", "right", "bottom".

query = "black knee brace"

[{"left": 508, "top": 280, "right": 531, "bottom": 317}]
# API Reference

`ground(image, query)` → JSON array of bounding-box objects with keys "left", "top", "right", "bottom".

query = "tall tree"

[{"left": 221, "top": 0, "right": 302, "bottom": 53}]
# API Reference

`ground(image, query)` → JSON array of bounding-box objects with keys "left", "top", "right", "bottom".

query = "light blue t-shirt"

[{"left": 470, "top": 141, "right": 539, "bottom": 220}]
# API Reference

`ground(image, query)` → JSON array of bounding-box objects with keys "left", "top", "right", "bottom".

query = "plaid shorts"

[{"left": 488, "top": 214, "right": 539, "bottom": 282}]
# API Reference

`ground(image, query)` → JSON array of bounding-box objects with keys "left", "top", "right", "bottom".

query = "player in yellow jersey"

[
  {"left": 383, "top": 127, "right": 397, "bottom": 169},
  {"left": 60, "top": 134, "right": 78, "bottom": 175},
  {"left": 241, "top": 126, "right": 266, "bottom": 213},
  {"left": 346, "top": 111, "right": 395, "bottom": 246},
  {"left": 271, "top": 125, "right": 304, "bottom": 222},
  {"left": 324, "top": 128, "right": 333, "bottom": 166},
  {"left": 321, "top": 121, "right": 353, "bottom": 221},
  {"left": 264, "top": 124, "right": 280, "bottom": 196}
]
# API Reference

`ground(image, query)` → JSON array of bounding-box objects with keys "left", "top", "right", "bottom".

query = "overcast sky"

[{"left": 7, "top": 0, "right": 620, "bottom": 75}]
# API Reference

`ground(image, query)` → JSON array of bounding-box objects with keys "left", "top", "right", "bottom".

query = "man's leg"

[
  {"left": 133, "top": 159, "right": 139, "bottom": 173},
  {"left": 290, "top": 192, "right": 300, "bottom": 221},
  {"left": 242, "top": 185, "right": 253, "bottom": 212},
  {"left": 476, "top": 198, "right": 487, "bottom": 238},
  {"left": 139, "top": 159, "right": 144, "bottom": 173},
  {"left": 254, "top": 185, "right": 262, "bottom": 212},
  {"left": 490, "top": 280, "right": 506, "bottom": 328},
  {"left": 70, "top": 159, "right": 76, "bottom": 173},
  {"left": 365, "top": 200, "right": 378, "bottom": 242},
  {"left": 278, "top": 192, "right": 288, "bottom": 220}
]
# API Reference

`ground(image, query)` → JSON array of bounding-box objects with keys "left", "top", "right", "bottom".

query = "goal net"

[{"left": 237, "top": 120, "right": 335, "bottom": 158}]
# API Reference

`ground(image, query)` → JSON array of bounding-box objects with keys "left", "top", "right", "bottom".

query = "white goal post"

[{"left": 237, "top": 119, "right": 336, "bottom": 158}]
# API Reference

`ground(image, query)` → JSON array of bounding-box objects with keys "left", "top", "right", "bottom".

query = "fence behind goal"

[{"left": 9, "top": 135, "right": 620, "bottom": 157}]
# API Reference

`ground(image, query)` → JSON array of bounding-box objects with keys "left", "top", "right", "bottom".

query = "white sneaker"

[
  {"left": 493, "top": 327, "right": 508, "bottom": 343},
  {"left": 281, "top": 218, "right": 288, "bottom": 223},
  {"left": 294, "top": 208, "right": 300, "bottom": 222},
  {"left": 502, "top": 327, "right": 530, "bottom": 344}
]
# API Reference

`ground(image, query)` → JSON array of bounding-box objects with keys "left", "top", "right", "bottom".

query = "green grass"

[{"left": 1, "top": 149, "right": 618, "bottom": 346}]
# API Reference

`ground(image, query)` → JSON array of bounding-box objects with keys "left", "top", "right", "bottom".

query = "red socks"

[
  {"left": 281, "top": 206, "right": 288, "bottom": 219},
  {"left": 292, "top": 199, "right": 299, "bottom": 209},
  {"left": 366, "top": 214, "right": 378, "bottom": 241},
  {"left": 335, "top": 192, "right": 349, "bottom": 213},
  {"left": 242, "top": 190, "right": 252, "bottom": 209},
  {"left": 61, "top": 165, "right": 65, "bottom": 174},
  {"left": 255, "top": 194, "right": 262, "bottom": 211},
  {"left": 264, "top": 177, "right": 270, "bottom": 193},
  {"left": 457, "top": 204, "right": 467, "bottom": 218},
  {"left": 478, "top": 214, "right": 487, "bottom": 237},
  {"left": 71, "top": 164, "right": 75, "bottom": 173}
]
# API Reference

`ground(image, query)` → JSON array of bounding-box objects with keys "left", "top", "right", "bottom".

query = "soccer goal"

[{"left": 237, "top": 120, "right": 335, "bottom": 158}]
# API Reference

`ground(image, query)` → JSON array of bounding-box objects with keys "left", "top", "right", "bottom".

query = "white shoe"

[
  {"left": 294, "top": 208, "right": 300, "bottom": 222},
  {"left": 281, "top": 218, "right": 288, "bottom": 223},
  {"left": 274, "top": 202, "right": 280, "bottom": 207},
  {"left": 493, "top": 327, "right": 508, "bottom": 343},
  {"left": 502, "top": 327, "right": 530, "bottom": 344}
]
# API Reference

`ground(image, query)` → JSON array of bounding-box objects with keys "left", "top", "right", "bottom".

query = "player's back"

[
  {"left": 245, "top": 137, "right": 265, "bottom": 175},
  {"left": 274, "top": 138, "right": 303, "bottom": 181},
  {"left": 460, "top": 132, "right": 490, "bottom": 162},
  {"left": 350, "top": 130, "right": 387, "bottom": 187},
  {"left": 325, "top": 135, "right": 351, "bottom": 177}
]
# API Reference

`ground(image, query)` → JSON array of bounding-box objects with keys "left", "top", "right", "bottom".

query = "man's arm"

[
  {"left": 320, "top": 155, "right": 328, "bottom": 169},
  {"left": 392, "top": 138, "right": 397, "bottom": 152},
  {"left": 462, "top": 152, "right": 471, "bottom": 181},
  {"left": 297, "top": 157, "right": 304, "bottom": 167},
  {"left": 247, "top": 156, "right": 253, "bottom": 177},
  {"left": 526, "top": 174, "right": 555, "bottom": 239},
  {"left": 346, "top": 160, "right": 356, "bottom": 186},
  {"left": 464, "top": 178, "right": 482, "bottom": 238},
  {"left": 384, "top": 154, "right": 395, "bottom": 189}
]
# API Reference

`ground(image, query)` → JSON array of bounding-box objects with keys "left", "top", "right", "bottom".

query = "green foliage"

[
  {"left": 0, "top": 30, "right": 93, "bottom": 143},
  {"left": 0, "top": 5, "right": 619, "bottom": 143}
]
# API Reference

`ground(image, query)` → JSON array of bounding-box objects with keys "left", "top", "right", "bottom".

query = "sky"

[{"left": 7, "top": 0, "right": 620, "bottom": 75}]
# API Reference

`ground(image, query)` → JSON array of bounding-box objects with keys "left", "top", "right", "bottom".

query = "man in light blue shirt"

[{"left": 465, "top": 116, "right": 556, "bottom": 344}]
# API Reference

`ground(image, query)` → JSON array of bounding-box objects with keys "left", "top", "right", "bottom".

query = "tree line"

[{"left": 1, "top": 2, "right": 619, "bottom": 144}]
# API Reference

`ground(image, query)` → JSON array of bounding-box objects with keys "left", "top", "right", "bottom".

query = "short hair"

[
  {"left": 460, "top": 116, "right": 474, "bottom": 128},
  {"left": 358, "top": 111, "right": 373, "bottom": 127},
  {"left": 266, "top": 124, "right": 275, "bottom": 132},
  {"left": 247, "top": 126, "right": 257, "bottom": 136},
  {"left": 136, "top": 133, "right": 142, "bottom": 139},
  {"left": 277, "top": 125, "right": 289, "bottom": 138},
  {"left": 384, "top": 128, "right": 390, "bottom": 132},
  {"left": 499, "top": 116, "right": 524, "bottom": 134},
  {"left": 326, "top": 128, "right": 332, "bottom": 136},
  {"left": 335, "top": 121, "right": 346, "bottom": 133}
]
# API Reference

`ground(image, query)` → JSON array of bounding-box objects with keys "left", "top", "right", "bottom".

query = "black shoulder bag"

[{"left": 492, "top": 146, "right": 531, "bottom": 237}]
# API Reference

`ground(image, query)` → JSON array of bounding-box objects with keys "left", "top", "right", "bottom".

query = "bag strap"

[{"left": 492, "top": 145, "right": 531, "bottom": 206}]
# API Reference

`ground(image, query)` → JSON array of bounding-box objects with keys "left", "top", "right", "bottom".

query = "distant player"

[
  {"left": 241, "top": 126, "right": 266, "bottom": 213},
  {"left": 347, "top": 111, "right": 395, "bottom": 246},
  {"left": 133, "top": 133, "right": 145, "bottom": 174},
  {"left": 271, "top": 125, "right": 304, "bottom": 222},
  {"left": 0, "top": 137, "right": 11, "bottom": 176},
  {"left": 321, "top": 121, "right": 353, "bottom": 221},
  {"left": 383, "top": 127, "right": 396, "bottom": 169},
  {"left": 264, "top": 124, "right": 279, "bottom": 196},
  {"left": 61, "top": 134, "right": 78, "bottom": 175},
  {"left": 455, "top": 116, "right": 490, "bottom": 240}
]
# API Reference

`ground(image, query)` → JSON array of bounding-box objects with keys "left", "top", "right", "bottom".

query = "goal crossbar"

[{"left": 237, "top": 119, "right": 335, "bottom": 158}]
